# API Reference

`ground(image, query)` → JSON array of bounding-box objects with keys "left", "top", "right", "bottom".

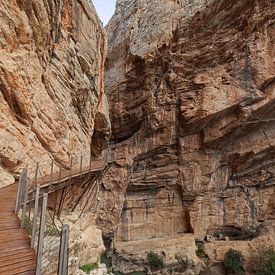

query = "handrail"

[
  {"left": 28, "top": 148, "right": 114, "bottom": 190},
  {"left": 13, "top": 148, "right": 115, "bottom": 275}
]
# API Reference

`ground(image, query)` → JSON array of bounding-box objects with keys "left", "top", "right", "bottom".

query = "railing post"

[
  {"left": 103, "top": 150, "right": 107, "bottom": 164},
  {"left": 34, "top": 162, "right": 39, "bottom": 186},
  {"left": 58, "top": 161, "right": 62, "bottom": 183},
  {"left": 58, "top": 224, "right": 69, "bottom": 275},
  {"left": 15, "top": 168, "right": 26, "bottom": 214},
  {"left": 31, "top": 184, "right": 40, "bottom": 248},
  {"left": 50, "top": 159, "right": 54, "bottom": 184},
  {"left": 36, "top": 193, "right": 48, "bottom": 275},
  {"left": 69, "top": 157, "right": 73, "bottom": 179},
  {"left": 80, "top": 156, "right": 83, "bottom": 176},
  {"left": 21, "top": 177, "right": 30, "bottom": 229},
  {"left": 48, "top": 159, "right": 54, "bottom": 193},
  {"left": 89, "top": 154, "right": 92, "bottom": 171}
]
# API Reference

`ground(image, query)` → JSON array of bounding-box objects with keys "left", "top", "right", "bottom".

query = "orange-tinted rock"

[
  {"left": 98, "top": 0, "right": 275, "bottom": 270},
  {"left": 0, "top": 0, "right": 110, "bottom": 187}
]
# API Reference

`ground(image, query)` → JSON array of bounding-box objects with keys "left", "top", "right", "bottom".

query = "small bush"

[
  {"left": 239, "top": 227, "right": 259, "bottom": 240},
  {"left": 250, "top": 247, "right": 275, "bottom": 275},
  {"left": 147, "top": 251, "right": 164, "bottom": 271},
  {"left": 80, "top": 262, "right": 98, "bottom": 274},
  {"left": 100, "top": 253, "right": 112, "bottom": 273},
  {"left": 195, "top": 242, "right": 209, "bottom": 259},
  {"left": 175, "top": 255, "right": 189, "bottom": 272},
  {"left": 44, "top": 225, "right": 59, "bottom": 237},
  {"left": 224, "top": 249, "right": 244, "bottom": 274},
  {"left": 24, "top": 217, "right": 33, "bottom": 235},
  {"left": 114, "top": 272, "right": 146, "bottom": 275}
]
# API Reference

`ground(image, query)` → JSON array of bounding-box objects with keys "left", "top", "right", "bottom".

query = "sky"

[{"left": 92, "top": 0, "right": 116, "bottom": 26}]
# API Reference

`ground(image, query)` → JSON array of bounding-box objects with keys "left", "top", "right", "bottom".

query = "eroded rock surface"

[
  {"left": 0, "top": 0, "right": 111, "bottom": 187},
  {"left": 97, "top": 0, "right": 275, "bottom": 271}
]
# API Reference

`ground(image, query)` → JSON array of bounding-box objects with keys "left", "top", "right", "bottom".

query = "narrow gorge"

[{"left": 0, "top": 0, "right": 274, "bottom": 274}]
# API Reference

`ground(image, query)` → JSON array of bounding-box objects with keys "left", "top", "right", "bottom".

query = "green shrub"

[
  {"left": 147, "top": 251, "right": 164, "bottom": 271},
  {"left": 24, "top": 217, "right": 33, "bottom": 235},
  {"left": 224, "top": 249, "right": 244, "bottom": 274},
  {"left": 196, "top": 246, "right": 209, "bottom": 259},
  {"left": 80, "top": 262, "right": 98, "bottom": 274},
  {"left": 44, "top": 225, "right": 59, "bottom": 237},
  {"left": 114, "top": 272, "right": 146, "bottom": 275},
  {"left": 250, "top": 247, "right": 275, "bottom": 275},
  {"left": 129, "top": 273, "right": 147, "bottom": 275},
  {"left": 100, "top": 253, "right": 112, "bottom": 273},
  {"left": 239, "top": 227, "right": 259, "bottom": 240}
]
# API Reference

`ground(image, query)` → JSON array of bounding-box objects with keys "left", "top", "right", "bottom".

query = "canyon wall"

[
  {"left": 0, "top": 0, "right": 111, "bottom": 187},
  {"left": 98, "top": 0, "right": 275, "bottom": 271}
]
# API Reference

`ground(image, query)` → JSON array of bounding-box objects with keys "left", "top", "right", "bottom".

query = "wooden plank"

[
  {"left": 0, "top": 239, "right": 31, "bottom": 251},
  {"left": 0, "top": 259, "right": 35, "bottom": 273},
  {"left": 0, "top": 248, "right": 34, "bottom": 259},
  {"left": 0, "top": 231, "right": 29, "bottom": 243},
  {"left": 0, "top": 183, "right": 36, "bottom": 274},
  {"left": 0, "top": 254, "right": 35, "bottom": 267},
  {"left": 18, "top": 271, "right": 36, "bottom": 275}
]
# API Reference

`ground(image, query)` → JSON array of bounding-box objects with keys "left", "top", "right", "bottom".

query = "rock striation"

[
  {"left": 98, "top": 0, "right": 275, "bottom": 271},
  {"left": 0, "top": 0, "right": 111, "bottom": 188}
]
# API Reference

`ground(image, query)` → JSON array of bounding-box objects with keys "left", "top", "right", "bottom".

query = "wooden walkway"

[
  {"left": 36, "top": 159, "right": 104, "bottom": 192},
  {"left": 0, "top": 156, "right": 111, "bottom": 274},
  {"left": 0, "top": 184, "right": 36, "bottom": 274}
]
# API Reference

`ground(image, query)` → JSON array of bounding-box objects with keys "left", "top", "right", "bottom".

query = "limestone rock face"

[
  {"left": 98, "top": 0, "right": 275, "bottom": 269},
  {"left": 0, "top": 0, "right": 111, "bottom": 187}
]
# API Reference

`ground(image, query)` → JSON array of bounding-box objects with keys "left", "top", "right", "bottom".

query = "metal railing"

[
  {"left": 26, "top": 148, "right": 115, "bottom": 193},
  {"left": 14, "top": 148, "right": 115, "bottom": 275}
]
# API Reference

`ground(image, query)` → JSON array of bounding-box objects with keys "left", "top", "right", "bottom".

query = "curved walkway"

[
  {"left": 0, "top": 184, "right": 36, "bottom": 274},
  {"left": 0, "top": 156, "right": 112, "bottom": 274}
]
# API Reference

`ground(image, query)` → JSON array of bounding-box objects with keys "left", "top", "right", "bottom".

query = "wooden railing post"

[
  {"left": 50, "top": 159, "right": 54, "bottom": 184},
  {"left": 31, "top": 184, "right": 40, "bottom": 248},
  {"left": 36, "top": 193, "right": 48, "bottom": 275},
  {"left": 80, "top": 156, "right": 83, "bottom": 176},
  {"left": 103, "top": 150, "right": 107, "bottom": 164},
  {"left": 15, "top": 168, "right": 26, "bottom": 214},
  {"left": 21, "top": 177, "right": 30, "bottom": 229},
  {"left": 58, "top": 224, "right": 69, "bottom": 275},
  {"left": 34, "top": 162, "right": 39, "bottom": 186},
  {"left": 69, "top": 157, "right": 73, "bottom": 179},
  {"left": 89, "top": 154, "right": 92, "bottom": 171},
  {"left": 48, "top": 159, "right": 54, "bottom": 193},
  {"left": 58, "top": 161, "right": 62, "bottom": 183}
]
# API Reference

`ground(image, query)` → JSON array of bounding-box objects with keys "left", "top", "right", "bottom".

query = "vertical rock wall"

[
  {"left": 98, "top": 0, "right": 275, "bottom": 255},
  {"left": 0, "top": 0, "right": 111, "bottom": 187}
]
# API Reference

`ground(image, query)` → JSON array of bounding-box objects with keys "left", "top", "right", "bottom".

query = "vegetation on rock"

[
  {"left": 224, "top": 249, "right": 244, "bottom": 275},
  {"left": 239, "top": 227, "right": 259, "bottom": 241},
  {"left": 100, "top": 253, "right": 112, "bottom": 273},
  {"left": 147, "top": 251, "right": 164, "bottom": 270},
  {"left": 44, "top": 225, "right": 59, "bottom": 237},
  {"left": 195, "top": 242, "right": 209, "bottom": 260},
  {"left": 250, "top": 247, "right": 275, "bottom": 275},
  {"left": 79, "top": 262, "right": 98, "bottom": 274}
]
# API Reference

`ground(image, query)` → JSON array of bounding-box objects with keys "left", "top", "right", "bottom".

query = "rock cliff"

[
  {"left": 0, "top": 0, "right": 111, "bottom": 187},
  {"left": 98, "top": 0, "right": 275, "bottom": 272}
]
